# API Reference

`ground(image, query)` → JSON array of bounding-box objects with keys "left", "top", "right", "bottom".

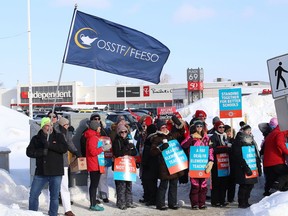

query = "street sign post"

[
  {"left": 267, "top": 53, "right": 288, "bottom": 99},
  {"left": 219, "top": 88, "right": 242, "bottom": 118}
]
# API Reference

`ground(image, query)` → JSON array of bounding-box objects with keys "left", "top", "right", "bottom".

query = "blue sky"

[{"left": 1, "top": 0, "right": 288, "bottom": 89}]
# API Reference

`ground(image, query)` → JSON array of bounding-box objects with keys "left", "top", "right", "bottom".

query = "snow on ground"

[{"left": 0, "top": 94, "right": 288, "bottom": 216}]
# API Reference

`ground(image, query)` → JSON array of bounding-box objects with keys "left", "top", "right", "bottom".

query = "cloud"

[
  {"left": 173, "top": 3, "right": 215, "bottom": 23},
  {"left": 53, "top": 0, "right": 111, "bottom": 9},
  {"left": 241, "top": 6, "right": 255, "bottom": 19}
]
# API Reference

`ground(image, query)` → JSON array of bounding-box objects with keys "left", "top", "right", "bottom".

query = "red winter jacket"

[
  {"left": 84, "top": 128, "right": 103, "bottom": 171},
  {"left": 263, "top": 126, "right": 288, "bottom": 167}
]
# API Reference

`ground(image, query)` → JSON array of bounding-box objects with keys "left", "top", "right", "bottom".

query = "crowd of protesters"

[{"left": 26, "top": 108, "right": 288, "bottom": 215}]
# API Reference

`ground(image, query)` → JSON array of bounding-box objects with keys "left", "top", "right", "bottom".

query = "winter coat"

[
  {"left": 210, "top": 131, "right": 231, "bottom": 183},
  {"left": 150, "top": 131, "right": 184, "bottom": 180},
  {"left": 26, "top": 129, "right": 68, "bottom": 176},
  {"left": 232, "top": 132, "right": 262, "bottom": 185},
  {"left": 181, "top": 132, "right": 214, "bottom": 161},
  {"left": 84, "top": 128, "right": 103, "bottom": 172},
  {"left": 59, "top": 125, "right": 80, "bottom": 167},
  {"left": 112, "top": 135, "right": 137, "bottom": 158},
  {"left": 141, "top": 132, "right": 159, "bottom": 180},
  {"left": 263, "top": 126, "right": 288, "bottom": 167}
]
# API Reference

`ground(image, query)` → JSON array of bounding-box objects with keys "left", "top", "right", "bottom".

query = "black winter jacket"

[
  {"left": 232, "top": 132, "right": 262, "bottom": 185},
  {"left": 26, "top": 129, "right": 68, "bottom": 176}
]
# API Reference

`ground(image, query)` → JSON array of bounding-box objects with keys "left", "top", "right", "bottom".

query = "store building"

[{"left": 1, "top": 80, "right": 271, "bottom": 111}]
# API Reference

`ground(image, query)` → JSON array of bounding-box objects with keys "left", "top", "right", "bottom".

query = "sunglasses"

[
  {"left": 93, "top": 117, "right": 100, "bottom": 120},
  {"left": 196, "top": 125, "right": 203, "bottom": 128},
  {"left": 218, "top": 126, "right": 225, "bottom": 129},
  {"left": 120, "top": 131, "right": 128, "bottom": 134}
]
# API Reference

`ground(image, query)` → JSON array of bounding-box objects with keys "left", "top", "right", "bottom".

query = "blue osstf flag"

[{"left": 63, "top": 10, "right": 170, "bottom": 84}]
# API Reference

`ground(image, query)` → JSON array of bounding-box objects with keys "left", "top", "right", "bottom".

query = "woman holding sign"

[
  {"left": 181, "top": 120, "right": 214, "bottom": 210},
  {"left": 232, "top": 123, "right": 262, "bottom": 208},
  {"left": 85, "top": 120, "right": 112, "bottom": 211},
  {"left": 150, "top": 119, "right": 185, "bottom": 211},
  {"left": 112, "top": 124, "right": 137, "bottom": 210}
]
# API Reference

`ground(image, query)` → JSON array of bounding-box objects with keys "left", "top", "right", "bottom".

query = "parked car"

[{"left": 106, "top": 111, "right": 138, "bottom": 130}]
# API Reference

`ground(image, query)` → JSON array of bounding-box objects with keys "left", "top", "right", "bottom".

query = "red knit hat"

[
  {"left": 195, "top": 110, "right": 207, "bottom": 118},
  {"left": 214, "top": 120, "right": 225, "bottom": 129}
]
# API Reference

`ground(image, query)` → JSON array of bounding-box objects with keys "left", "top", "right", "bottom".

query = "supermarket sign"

[{"left": 219, "top": 88, "right": 242, "bottom": 118}]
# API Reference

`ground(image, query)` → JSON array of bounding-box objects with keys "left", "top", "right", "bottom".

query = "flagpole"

[
  {"left": 124, "top": 83, "right": 127, "bottom": 109},
  {"left": 62, "top": 4, "right": 78, "bottom": 63},
  {"left": 27, "top": 0, "right": 33, "bottom": 118},
  {"left": 94, "top": 70, "right": 97, "bottom": 106}
]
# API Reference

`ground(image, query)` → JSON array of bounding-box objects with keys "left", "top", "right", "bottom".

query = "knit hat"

[
  {"left": 116, "top": 115, "right": 126, "bottom": 124},
  {"left": 239, "top": 121, "right": 246, "bottom": 128},
  {"left": 146, "top": 124, "right": 157, "bottom": 135},
  {"left": 156, "top": 119, "right": 166, "bottom": 130},
  {"left": 90, "top": 113, "right": 101, "bottom": 121},
  {"left": 212, "top": 116, "right": 220, "bottom": 125},
  {"left": 41, "top": 117, "right": 51, "bottom": 128},
  {"left": 195, "top": 110, "right": 207, "bottom": 118},
  {"left": 269, "top": 117, "right": 278, "bottom": 129},
  {"left": 241, "top": 123, "right": 251, "bottom": 131},
  {"left": 47, "top": 110, "right": 58, "bottom": 120},
  {"left": 224, "top": 125, "right": 231, "bottom": 132},
  {"left": 58, "top": 117, "right": 69, "bottom": 127},
  {"left": 117, "top": 124, "right": 128, "bottom": 134},
  {"left": 193, "top": 120, "right": 204, "bottom": 127},
  {"left": 90, "top": 120, "right": 101, "bottom": 131},
  {"left": 214, "top": 120, "right": 225, "bottom": 129}
]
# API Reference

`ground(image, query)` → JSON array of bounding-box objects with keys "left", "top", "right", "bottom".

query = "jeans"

[{"left": 29, "top": 175, "right": 62, "bottom": 216}]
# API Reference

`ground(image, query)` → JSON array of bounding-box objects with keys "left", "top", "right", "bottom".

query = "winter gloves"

[
  {"left": 102, "top": 141, "right": 112, "bottom": 152},
  {"left": 158, "top": 139, "right": 169, "bottom": 151},
  {"left": 205, "top": 161, "right": 214, "bottom": 173},
  {"left": 171, "top": 115, "right": 184, "bottom": 129},
  {"left": 244, "top": 165, "right": 253, "bottom": 176}
]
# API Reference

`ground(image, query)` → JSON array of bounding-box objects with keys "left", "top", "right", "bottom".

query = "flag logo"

[{"left": 74, "top": 28, "right": 97, "bottom": 49}]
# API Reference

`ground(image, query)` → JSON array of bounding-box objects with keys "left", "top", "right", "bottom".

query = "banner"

[
  {"left": 242, "top": 146, "right": 259, "bottom": 179},
  {"left": 216, "top": 153, "right": 230, "bottom": 177},
  {"left": 63, "top": 10, "right": 170, "bottom": 84},
  {"left": 162, "top": 140, "right": 188, "bottom": 175},
  {"left": 113, "top": 156, "right": 137, "bottom": 182},
  {"left": 189, "top": 146, "right": 210, "bottom": 178}
]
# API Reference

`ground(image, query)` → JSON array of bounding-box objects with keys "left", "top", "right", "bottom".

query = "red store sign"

[{"left": 188, "top": 81, "right": 204, "bottom": 91}]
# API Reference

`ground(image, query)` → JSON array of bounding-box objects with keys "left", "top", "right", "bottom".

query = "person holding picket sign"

[
  {"left": 209, "top": 120, "right": 231, "bottom": 208},
  {"left": 112, "top": 124, "right": 137, "bottom": 210},
  {"left": 181, "top": 120, "right": 214, "bottom": 210},
  {"left": 85, "top": 120, "right": 111, "bottom": 211},
  {"left": 232, "top": 123, "right": 262, "bottom": 208},
  {"left": 150, "top": 119, "right": 185, "bottom": 211}
]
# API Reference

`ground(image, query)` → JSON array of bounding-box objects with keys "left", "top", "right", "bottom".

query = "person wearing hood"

[
  {"left": 112, "top": 124, "right": 137, "bottom": 210},
  {"left": 263, "top": 117, "right": 288, "bottom": 195},
  {"left": 84, "top": 120, "right": 111, "bottom": 211},
  {"left": 150, "top": 119, "right": 184, "bottom": 211},
  {"left": 232, "top": 122, "right": 261, "bottom": 208}
]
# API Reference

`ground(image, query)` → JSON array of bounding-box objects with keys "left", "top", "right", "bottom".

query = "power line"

[{"left": 0, "top": 31, "right": 27, "bottom": 40}]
